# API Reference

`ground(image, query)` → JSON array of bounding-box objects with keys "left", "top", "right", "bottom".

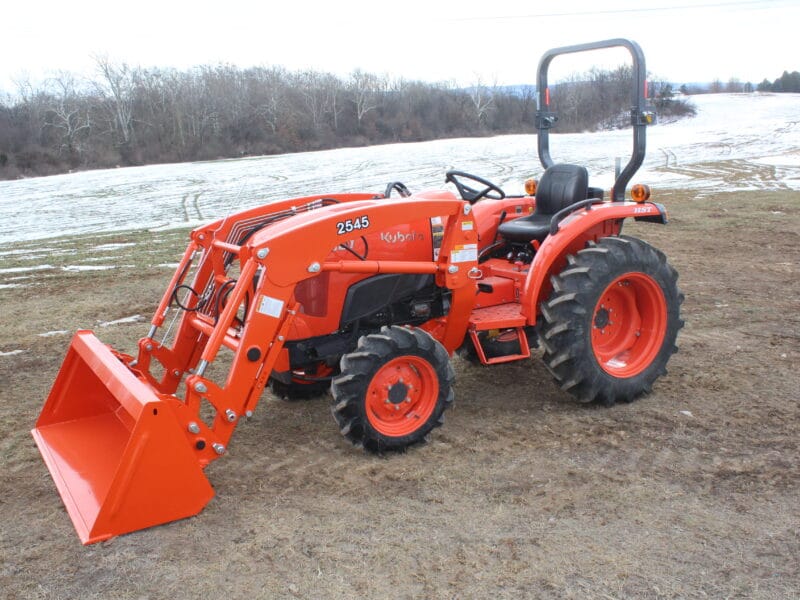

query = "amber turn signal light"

[
  {"left": 631, "top": 184, "right": 651, "bottom": 203},
  {"left": 524, "top": 178, "right": 538, "bottom": 196}
]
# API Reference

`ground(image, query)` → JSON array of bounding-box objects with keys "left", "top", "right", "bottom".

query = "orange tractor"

[{"left": 33, "top": 39, "right": 683, "bottom": 544}]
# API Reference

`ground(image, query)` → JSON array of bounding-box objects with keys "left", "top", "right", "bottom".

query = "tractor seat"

[{"left": 498, "top": 164, "right": 589, "bottom": 244}]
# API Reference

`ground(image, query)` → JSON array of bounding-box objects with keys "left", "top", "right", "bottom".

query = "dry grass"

[{"left": 1, "top": 190, "right": 798, "bottom": 599}]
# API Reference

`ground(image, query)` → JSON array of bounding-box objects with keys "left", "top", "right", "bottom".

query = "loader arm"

[
  {"left": 33, "top": 194, "right": 479, "bottom": 544},
  {"left": 146, "top": 195, "right": 480, "bottom": 465}
]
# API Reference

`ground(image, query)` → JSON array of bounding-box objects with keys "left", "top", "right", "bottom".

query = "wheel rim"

[
  {"left": 365, "top": 356, "right": 439, "bottom": 437},
  {"left": 591, "top": 273, "right": 667, "bottom": 378}
]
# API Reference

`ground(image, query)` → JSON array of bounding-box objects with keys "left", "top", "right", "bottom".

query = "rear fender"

[{"left": 522, "top": 201, "right": 666, "bottom": 321}]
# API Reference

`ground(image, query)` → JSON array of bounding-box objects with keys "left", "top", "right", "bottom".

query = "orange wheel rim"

[
  {"left": 365, "top": 356, "right": 439, "bottom": 436},
  {"left": 591, "top": 273, "right": 667, "bottom": 378}
]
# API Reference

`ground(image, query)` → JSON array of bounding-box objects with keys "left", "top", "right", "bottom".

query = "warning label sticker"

[
  {"left": 258, "top": 295, "right": 284, "bottom": 318},
  {"left": 451, "top": 243, "right": 478, "bottom": 263}
]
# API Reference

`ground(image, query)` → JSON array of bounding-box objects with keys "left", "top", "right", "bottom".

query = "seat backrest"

[{"left": 535, "top": 164, "right": 589, "bottom": 216}]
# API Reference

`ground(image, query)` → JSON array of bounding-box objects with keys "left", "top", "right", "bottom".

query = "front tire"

[
  {"left": 331, "top": 326, "right": 454, "bottom": 452},
  {"left": 539, "top": 236, "right": 684, "bottom": 405}
]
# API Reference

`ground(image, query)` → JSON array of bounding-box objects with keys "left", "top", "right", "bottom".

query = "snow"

[
  {"left": 91, "top": 242, "right": 136, "bottom": 251},
  {"left": 0, "top": 264, "right": 55, "bottom": 274},
  {"left": 0, "top": 93, "right": 798, "bottom": 246},
  {"left": 98, "top": 315, "right": 144, "bottom": 327},
  {"left": 61, "top": 265, "right": 116, "bottom": 272},
  {"left": 0, "top": 247, "right": 58, "bottom": 256}
]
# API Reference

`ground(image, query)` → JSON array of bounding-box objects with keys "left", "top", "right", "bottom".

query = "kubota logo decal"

[{"left": 380, "top": 231, "right": 425, "bottom": 244}]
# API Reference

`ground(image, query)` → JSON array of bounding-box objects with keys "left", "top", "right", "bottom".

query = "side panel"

[{"left": 290, "top": 215, "right": 436, "bottom": 335}]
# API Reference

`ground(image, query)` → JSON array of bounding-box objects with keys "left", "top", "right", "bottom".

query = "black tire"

[
  {"left": 538, "top": 235, "right": 684, "bottom": 406},
  {"left": 268, "top": 377, "right": 330, "bottom": 401},
  {"left": 331, "top": 326, "right": 454, "bottom": 453},
  {"left": 268, "top": 362, "right": 336, "bottom": 401}
]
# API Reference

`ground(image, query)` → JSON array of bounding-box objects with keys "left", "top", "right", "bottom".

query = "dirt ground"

[{"left": 1, "top": 189, "right": 798, "bottom": 599}]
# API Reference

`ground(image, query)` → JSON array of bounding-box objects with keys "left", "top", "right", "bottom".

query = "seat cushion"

[{"left": 496, "top": 213, "right": 552, "bottom": 243}]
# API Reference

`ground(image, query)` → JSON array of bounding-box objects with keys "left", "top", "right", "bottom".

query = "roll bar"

[{"left": 535, "top": 38, "right": 654, "bottom": 202}]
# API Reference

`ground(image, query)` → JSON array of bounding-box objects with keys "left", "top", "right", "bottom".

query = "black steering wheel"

[{"left": 445, "top": 170, "right": 505, "bottom": 203}]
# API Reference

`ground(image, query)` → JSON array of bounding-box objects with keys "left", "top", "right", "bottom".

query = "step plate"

[{"left": 469, "top": 303, "right": 527, "bottom": 331}]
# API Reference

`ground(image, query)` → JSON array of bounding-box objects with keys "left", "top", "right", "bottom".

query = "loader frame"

[{"left": 139, "top": 194, "right": 481, "bottom": 465}]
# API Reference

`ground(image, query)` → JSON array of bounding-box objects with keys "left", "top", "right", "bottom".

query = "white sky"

[{"left": 1, "top": 0, "right": 798, "bottom": 93}]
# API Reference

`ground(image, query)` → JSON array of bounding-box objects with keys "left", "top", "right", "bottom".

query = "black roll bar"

[{"left": 535, "top": 38, "right": 654, "bottom": 202}]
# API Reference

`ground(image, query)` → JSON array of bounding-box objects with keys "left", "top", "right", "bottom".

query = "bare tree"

[
  {"left": 296, "top": 70, "right": 329, "bottom": 131},
  {"left": 469, "top": 76, "right": 495, "bottom": 127},
  {"left": 247, "top": 66, "right": 287, "bottom": 135},
  {"left": 93, "top": 55, "right": 135, "bottom": 147},
  {"left": 323, "top": 73, "right": 345, "bottom": 132},
  {"left": 12, "top": 76, "right": 49, "bottom": 147},
  {"left": 349, "top": 69, "right": 382, "bottom": 128},
  {"left": 726, "top": 78, "right": 744, "bottom": 93},
  {"left": 45, "top": 72, "right": 91, "bottom": 158}
]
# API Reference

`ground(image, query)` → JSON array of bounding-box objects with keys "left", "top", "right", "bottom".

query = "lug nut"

[
  {"left": 194, "top": 382, "right": 208, "bottom": 394},
  {"left": 188, "top": 422, "right": 201, "bottom": 434},
  {"left": 225, "top": 409, "right": 237, "bottom": 422},
  {"left": 212, "top": 443, "right": 226, "bottom": 455}
]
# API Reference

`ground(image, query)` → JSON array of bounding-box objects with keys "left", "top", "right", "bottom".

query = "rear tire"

[
  {"left": 331, "top": 326, "right": 454, "bottom": 452},
  {"left": 539, "top": 235, "right": 684, "bottom": 405},
  {"left": 268, "top": 362, "right": 336, "bottom": 401}
]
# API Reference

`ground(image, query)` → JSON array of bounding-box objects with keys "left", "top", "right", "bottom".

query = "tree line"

[
  {"left": 0, "top": 60, "right": 693, "bottom": 180},
  {"left": 548, "top": 66, "right": 695, "bottom": 131},
  {"left": 679, "top": 70, "right": 800, "bottom": 95},
  {"left": 756, "top": 71, "right": 800, "bottom": 93}
]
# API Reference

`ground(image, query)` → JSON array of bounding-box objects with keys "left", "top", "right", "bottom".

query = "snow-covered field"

[{"left": 0, "top": 93, "right": 798, "bottom": 246}]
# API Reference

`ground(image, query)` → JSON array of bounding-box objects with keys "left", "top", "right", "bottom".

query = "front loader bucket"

[{"left": 31, "top": 331, "right": 214, "bottom": 544}]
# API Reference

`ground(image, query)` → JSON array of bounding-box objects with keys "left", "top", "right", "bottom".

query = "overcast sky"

[{"left": 2, "top": 0, "right": 798, "bottom": 93}]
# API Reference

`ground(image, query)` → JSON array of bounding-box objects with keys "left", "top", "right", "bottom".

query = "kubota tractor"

[{"left": 33, "top": 39, "right": 683, "bottom": 544}]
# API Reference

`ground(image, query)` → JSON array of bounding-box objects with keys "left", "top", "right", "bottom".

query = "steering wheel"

[
  {"left": 445, "top": 170, "right": 505, "bottom": 203},
  {"left": 384, "top": 181, "right": 411, "bottom": 198}
]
